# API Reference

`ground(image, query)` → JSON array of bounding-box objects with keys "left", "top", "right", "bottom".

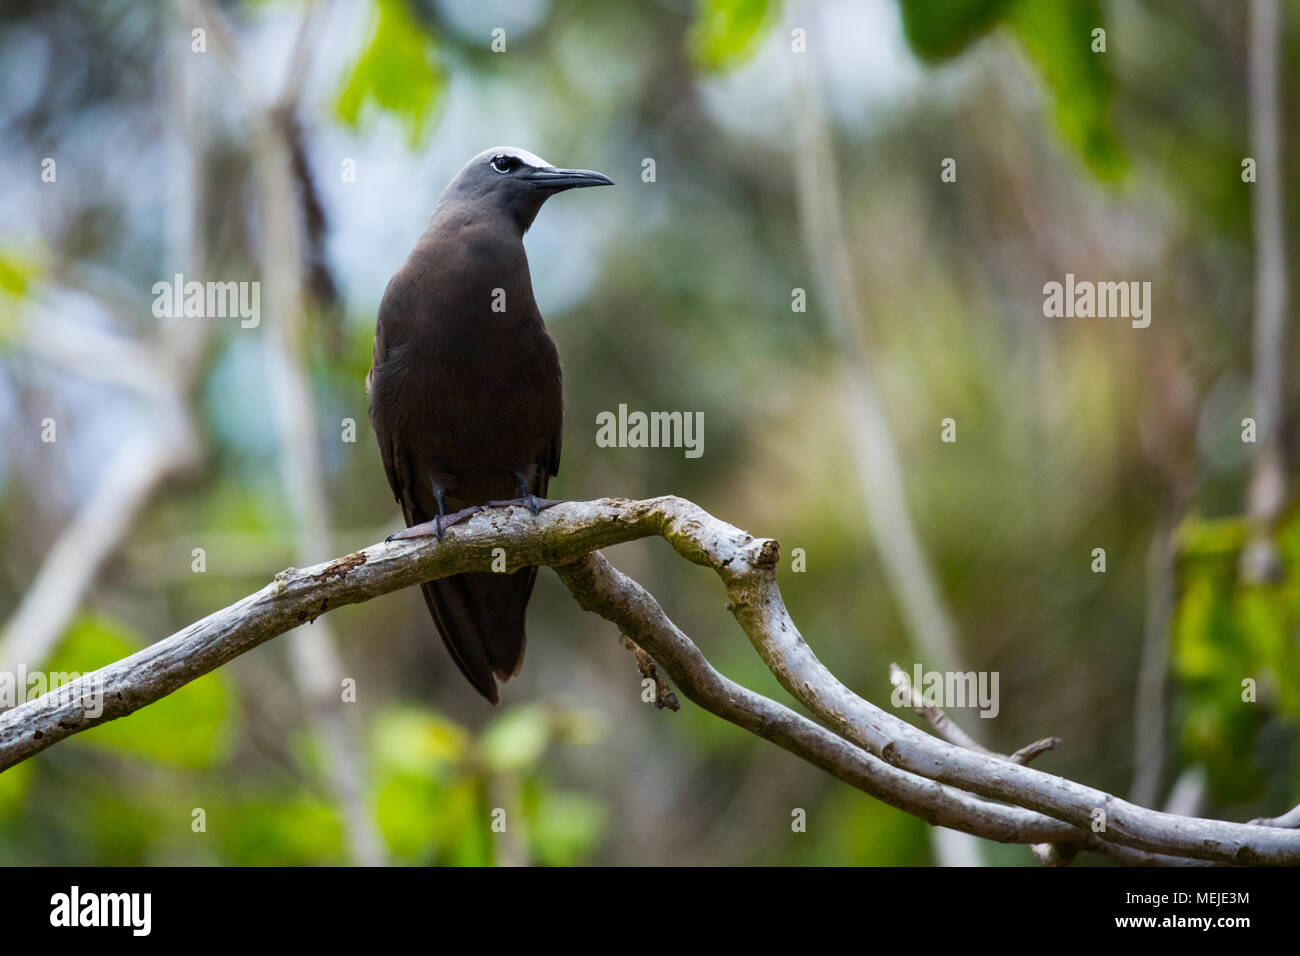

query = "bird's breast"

[{"left": 371, "top": 252, "right": 562, "bottom": 486}]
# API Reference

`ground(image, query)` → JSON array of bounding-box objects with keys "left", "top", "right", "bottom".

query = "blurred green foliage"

[
  {"left": 1005, "top": 0, "right": 1126, "bottom": 180},
  {"left": 370, "top": 705, "right": 606, "bottom": 865},
  {"left": 689, "top": 0, "right": 778, "bottom": 70},
  {"left": 336, "top": 0, "right": 446, "bottom": 146},
  {"left": 0, "top": 247, "right": 40, "bottom": 340},
  {"left": 1173, "top": 512, "right": 1300, "bottom": 803},
  {"left": 0, "top": 249, "right": 38, "bottom": 298},
  {"left": 898, "top": 0, "right": 1014, "bottom": 60},
  {"left": 899, "top": 0, "right": 1126, "bottom": 179}
]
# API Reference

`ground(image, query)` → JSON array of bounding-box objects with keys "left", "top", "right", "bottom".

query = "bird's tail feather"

[{"left": 420, "top": 569, "right": 536, "bottom": 705}]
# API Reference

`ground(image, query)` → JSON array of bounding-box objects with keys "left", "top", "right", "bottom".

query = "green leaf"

[
  {"left": 525, "top": 788, "right": 608, "bottom": 866},
  {"left": 1005, "top": 0, "right": 1127, "bottom": 180},
  {"left": 374, "top": 773, "right": 442, "bottom": 862},
  {"left": 370, "top": 706, "right": 469, "bottom": 777},
  {"left": 374, "top": 773, "right": 488, "bottom": 865},
  {"left": 898, "top": 0, "right": 1015, "bottom": 61},
  {"left": 689, "top": 0, "right": 778, "bottom": 71},
  {"left": 336, "top": 0, "right": 444, "bottom": 147},
  {"left": 0, "top": 249, "right": 39, "bottom": 298},
  {"left": 894, "top": 0, "right": 1126, "bottom": 181},
  {"left": 215, "top": 796, "right": 344, "bottom": 866},
  {"left": 479, "top": 704, "right": 551, "bottom": 773},
  {"left": 0, "top": 247, "right": 41, "bottom": 344},
  {"left": 46, "top": 614, "right": 232, "bottom": 768},
  {"left": 368, "top": 706, "right": 493, "bottom": 863},
  {"left": 1170, "top": 511, "right": 1300, "bottom": 803}
]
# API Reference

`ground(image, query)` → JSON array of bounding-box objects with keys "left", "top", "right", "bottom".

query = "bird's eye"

[{"left": 490, "top": 154, "right": 516, "bottom": 174}]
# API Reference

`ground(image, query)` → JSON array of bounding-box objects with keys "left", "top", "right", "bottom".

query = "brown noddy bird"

[{"left": 367, "top": 147, "right": 613, "bottom": 704}]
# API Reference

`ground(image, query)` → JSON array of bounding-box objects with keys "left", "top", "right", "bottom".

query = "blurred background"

[{"left": 0, "top": 0, "right": 1297, "bottom": 865}]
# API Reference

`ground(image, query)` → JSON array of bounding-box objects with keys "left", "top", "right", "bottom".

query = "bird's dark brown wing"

[
  {"left": 368, "top": 282, "right": 504, "bottom": 703},
  {"left": 369, "top": 274, "right": 558, "bottom": 705},
  {"left": 366, "top": 289, "right": 406, "bottom": 508},
  {"left": 543, "top": 422, "right": 561, "bottom": 481}
]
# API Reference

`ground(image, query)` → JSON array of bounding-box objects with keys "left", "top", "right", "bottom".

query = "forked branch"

[{"left": 0, "top": 496, "right": 1295, "bottom": 865}]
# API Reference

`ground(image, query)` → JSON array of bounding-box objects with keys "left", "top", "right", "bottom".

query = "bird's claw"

[
  {"left": 392, "top": 496, "right": 555, "bottom": 542},
  {"left": 388, "top": 503, "right": 484, "bottom": 542},
  {"left": 510, "top": 471, "right": 541, "bottom": 515},
  {"left": 484, "top": 495, "right": 558, "bottom": 514}
]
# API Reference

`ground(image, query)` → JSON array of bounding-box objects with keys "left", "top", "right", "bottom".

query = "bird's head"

[{"left": 439, "top": 146, "right": 614, "bottom": 233}]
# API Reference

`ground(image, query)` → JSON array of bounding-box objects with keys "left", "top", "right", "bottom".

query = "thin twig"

[
  {"left": 888, "top": 663, "right": 1058, "bottom": 766},
  {"left": 1251, "top": 802, "right": 1300, "bottom": 829},
  {"left": 619, "top": 634, "right": 680, "bottom": 711}
]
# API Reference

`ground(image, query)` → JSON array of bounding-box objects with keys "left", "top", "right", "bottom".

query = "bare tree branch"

[
  {"left": 890, "top": 658, "right": 1066, "bottom": 865},
  {"left": 888, "top": 662, "right": 1059, "bottom": 766},
  {"left": 555, "top": 551, "right": 1199, "bottom": 866},
  {"left": 1251, "top": 802, "right": 1300, "bottom": 829},
  {"left": 0, "top": 496, "right": 1296, "bottom": 865}
]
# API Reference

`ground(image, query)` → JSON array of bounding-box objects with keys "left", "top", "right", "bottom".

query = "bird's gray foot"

[
  {"left": 484, "top": 496, "right": 563, "bottom": 512},
  {"left": 388, "top": 516, "right": 444, "bottom": 543},
  {"left": 515, "top": 470, "right": 540, "bottom": 515},
  {"left": 434, "top": 485, "right": 449, "bottom": 541},
  {"left": 479, "top": 472, "right": 553, "bottom": 514},
  {"left": 387, "top": 486, "right": 482, "bottom": 542}
]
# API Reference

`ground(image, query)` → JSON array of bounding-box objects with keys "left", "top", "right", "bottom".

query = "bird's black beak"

[{"left": 526, "top": 166, "right": 614, "bottom": 191}]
